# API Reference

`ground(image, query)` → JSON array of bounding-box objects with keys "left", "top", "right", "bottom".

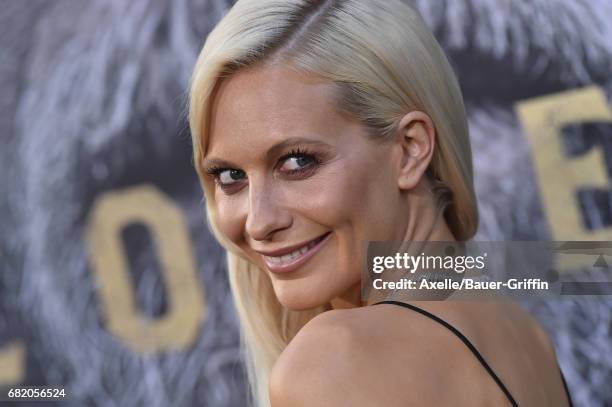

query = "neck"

[{"left": 398, "top": 181, "right": 455, "bottom": 243}]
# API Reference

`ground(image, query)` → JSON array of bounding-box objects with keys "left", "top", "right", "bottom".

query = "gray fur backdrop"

[{"left": 1, "top": 0, "right": 611, "bottom": 406}]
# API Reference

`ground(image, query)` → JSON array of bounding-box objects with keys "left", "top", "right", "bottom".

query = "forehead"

[{"left": 207, "top": 65, "right": 353, "bottom": 157}]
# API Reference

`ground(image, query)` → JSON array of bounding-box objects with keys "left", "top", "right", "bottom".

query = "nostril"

[
  {"left": 245, "top": 213, "right": 290, "bottom": 242},
  {"left": 245, "top": 202, "right": 293, "bottom": 242}
]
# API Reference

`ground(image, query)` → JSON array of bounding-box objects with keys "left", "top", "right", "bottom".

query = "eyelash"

[
  {"left": 205, "top": 147, "right": 323, "bottom": 190},
  {"left": 277, "top": 147, "right": 322, "bottom": 174}
]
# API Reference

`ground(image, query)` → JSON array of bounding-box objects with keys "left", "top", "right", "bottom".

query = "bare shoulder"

[
  {"left": 269, "top": 305, "right": 498, "bottom": 407},
  {"left": 269, "top": 308, "right": 373, "bottom": 407}
]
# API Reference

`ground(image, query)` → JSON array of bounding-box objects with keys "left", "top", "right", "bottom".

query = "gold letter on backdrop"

[
  {"left": 0, "top": 341, "right": 25, "bottom": 386},
  {"left": 516, "top": 86, "right": 612, "bottom": 270},
  {"left": 86, "top": 185, "right": 206, "bottom": 353}
]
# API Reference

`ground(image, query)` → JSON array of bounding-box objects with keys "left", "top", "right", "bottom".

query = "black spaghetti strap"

[
  {"left": 373, "top": 300, "right": 519, "bottom": 407},
  {"left": 559, "top": 369, "right": 574, "bottom": 407}
]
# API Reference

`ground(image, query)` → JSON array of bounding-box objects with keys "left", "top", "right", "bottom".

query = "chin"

[{"left": 272, "top": 282, "right": 331, "bottom": 311}]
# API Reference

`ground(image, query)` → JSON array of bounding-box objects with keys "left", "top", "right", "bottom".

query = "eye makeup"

[
  {"left": 204, "top": 166, "right": 247, "bottom": 193},
  {"left": 204, "top": 144, "right": 330, "bottom": 194},
  {"left": 275, "top": 146, "right": 324, "bottom": 179}
]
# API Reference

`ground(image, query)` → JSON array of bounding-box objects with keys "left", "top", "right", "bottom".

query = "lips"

[{"left": 259, "top": 232, "right": 331, "bottom": 274}]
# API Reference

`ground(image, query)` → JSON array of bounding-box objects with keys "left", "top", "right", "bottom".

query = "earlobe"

[{"left": 396, "top": 111, "right": 436, "bottom": 191}]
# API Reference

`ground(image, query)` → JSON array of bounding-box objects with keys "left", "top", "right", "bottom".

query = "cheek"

[
  {"left": 286, "top": 168, "right": 367, "bottom": 227},
  {"left": 329, "top": 160, "right": 393, "bottom": 216},
  {"left": 317, "top": 159, "right": 399, "bottom": 240},
  {"left": 286, "top": 159, "right": 393, "bottom": 239},
  {"left": 213, "top": 195, "right": 247, "bottom": 244}
]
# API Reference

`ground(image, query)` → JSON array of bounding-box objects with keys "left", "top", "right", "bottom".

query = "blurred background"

[{"left": 1, "top": 0, "right": 611, "bottom": 405}]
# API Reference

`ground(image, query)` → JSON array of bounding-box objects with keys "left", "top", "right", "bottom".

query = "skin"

[
  {"left": 205, "top": 64, "right": 453, "bottom": 311},
  {"left": 204, "top": 65, "right": 572, "bottom": 406}
]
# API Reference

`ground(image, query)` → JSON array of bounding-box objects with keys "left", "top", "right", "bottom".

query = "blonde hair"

[{"left": 189, "top": 0, "right": 478, "bottom": 405}]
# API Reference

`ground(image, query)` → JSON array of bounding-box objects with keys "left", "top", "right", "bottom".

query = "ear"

[{"left": 395, "top": 111, "right": 436, "bottom": 190}]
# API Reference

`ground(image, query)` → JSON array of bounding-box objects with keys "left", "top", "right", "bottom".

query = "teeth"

[{"left": 264, "top": 237, "right": 321, "bottom": 266}]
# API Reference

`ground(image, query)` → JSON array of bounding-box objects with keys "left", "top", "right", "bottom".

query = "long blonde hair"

[{"left": 189, "top": 0, "right": 478, "bottom": 405}]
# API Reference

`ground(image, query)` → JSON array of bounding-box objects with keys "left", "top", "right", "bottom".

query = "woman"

[{"left": 189, "top": 0, "right": 573, "bottom": 405}]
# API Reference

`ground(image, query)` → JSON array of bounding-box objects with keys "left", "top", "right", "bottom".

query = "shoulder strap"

[
  {"left": 372, "top": 300, "right": 519, "bottom": 407},
  {"left": 559, "top": 369, "right": 573, "bottom": 407}
]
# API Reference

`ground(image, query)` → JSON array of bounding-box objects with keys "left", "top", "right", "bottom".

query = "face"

[{"left": 204, "top": 65, "right": 411, "bottom": 310}]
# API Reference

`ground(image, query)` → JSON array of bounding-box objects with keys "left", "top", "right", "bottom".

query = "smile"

[{"left": 259, "top": 232, "right": 331, "bottom": 274}]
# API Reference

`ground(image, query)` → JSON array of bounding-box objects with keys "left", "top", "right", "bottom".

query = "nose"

[{"left": 245, "top": 178, "right": 292, "bottom": 241}]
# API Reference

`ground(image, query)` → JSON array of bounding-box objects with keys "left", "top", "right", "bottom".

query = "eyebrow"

[{"left": 202, "top": 137, "right": 332, "bottom": 171}]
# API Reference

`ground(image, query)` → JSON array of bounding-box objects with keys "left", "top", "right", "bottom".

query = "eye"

[
  {"left": 280, "top": 154, "right": 315, "bottom": 171},
  {"left": 217, "top": 169, "right": 245, "bottom": 185},
  {"left": 206, "top": 166, "right": 246, "bottom": 190},
  {"left": 278, "top": 148, "right": 321, "bottom": 175}
]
